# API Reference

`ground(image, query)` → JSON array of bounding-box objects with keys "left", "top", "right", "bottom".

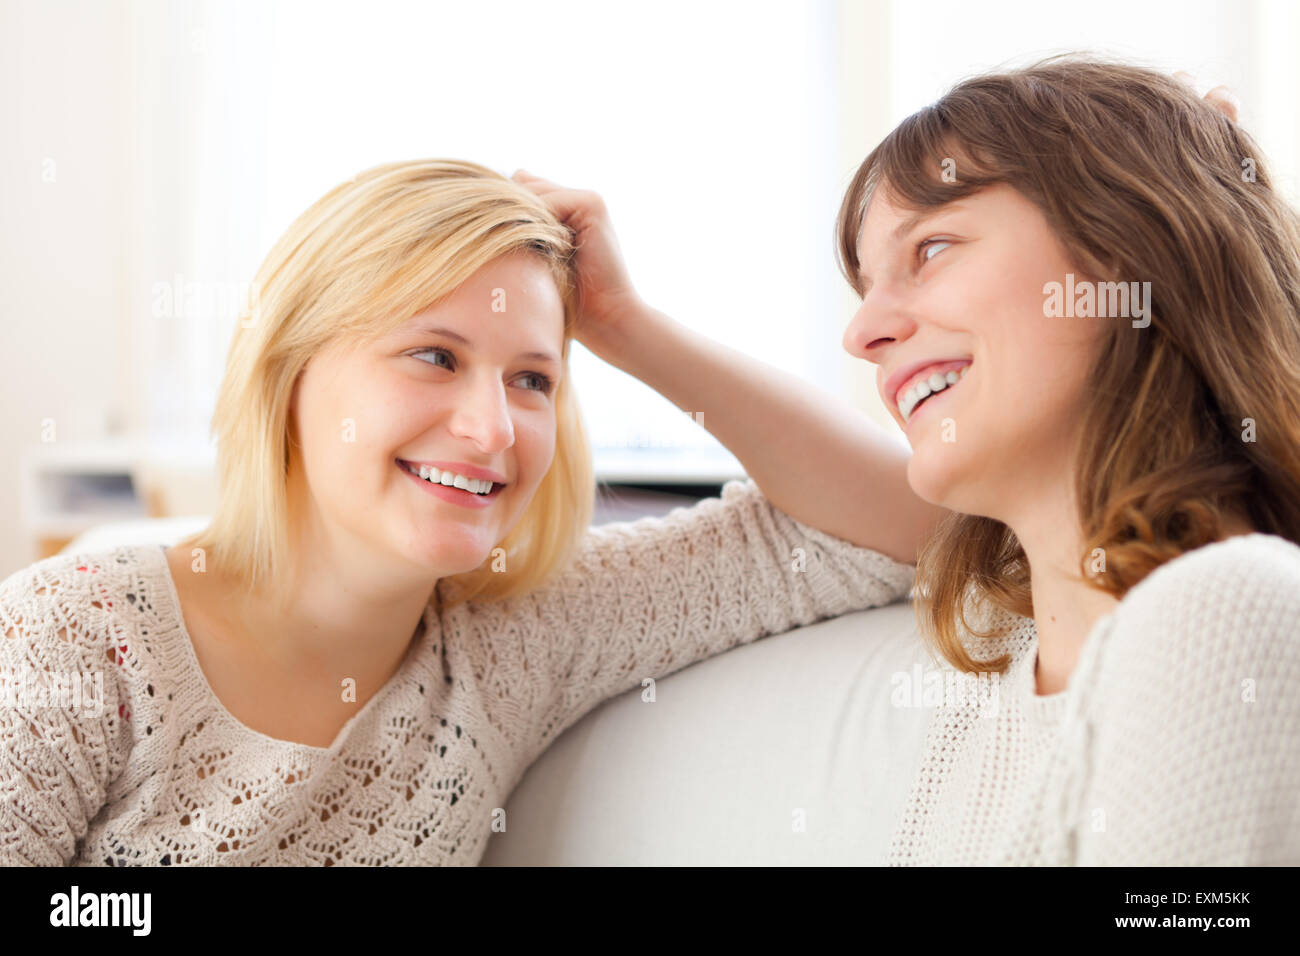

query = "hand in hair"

[
  {"left": 1172, "top": 70, "right": 1240, "bottom": 122},
  {"left": 510, "top": 169, "right": 646, "bottom": 367}
]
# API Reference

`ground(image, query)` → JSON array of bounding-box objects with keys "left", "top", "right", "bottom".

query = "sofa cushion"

[{"left": 480, "top": 601, "right": 932, "bottom": 865}]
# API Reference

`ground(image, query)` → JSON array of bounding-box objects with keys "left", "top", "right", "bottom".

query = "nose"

[
  {"left": 449, "top": 374, "right": 515, "bottom": 453},
  {"left": 842, "top": 286, "right": 916, "bottom": 364}
]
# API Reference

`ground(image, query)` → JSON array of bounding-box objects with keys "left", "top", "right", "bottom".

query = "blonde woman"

[
  {"left": 0, "top": 160, "right": 925, "bottom": 865},
  {"left": 517, "top": 58, "right": 1300, "bottom": 865}
]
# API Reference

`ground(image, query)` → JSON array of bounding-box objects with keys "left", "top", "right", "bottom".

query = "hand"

[
  {"left": 1173, "top": 70, "right": 1241, "bottom": 122},
  {"left": 509, "top": 170, "right": 648, "bottom": 365}
]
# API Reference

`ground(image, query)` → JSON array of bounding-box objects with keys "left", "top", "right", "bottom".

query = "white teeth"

[
  {"left": 899, "top": 364, "right": 969, "bottom": 423},
  {"left": 406, "top": 463, "right": 495, "bottom": 495}
]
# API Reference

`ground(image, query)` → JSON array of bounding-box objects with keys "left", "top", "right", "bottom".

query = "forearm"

[{"left": 603, "top": 305, "right": 947, "bottom": 564}]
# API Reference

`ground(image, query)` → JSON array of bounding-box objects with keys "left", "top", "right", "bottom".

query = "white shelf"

[
  {"left": 22, "top": 439, "right": 748, "bottom": 559},
  {"left": 592, "top": 446, "right": 746, "bottom": 485}
]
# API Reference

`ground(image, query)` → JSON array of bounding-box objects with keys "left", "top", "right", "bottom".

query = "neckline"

[
  {"left": 1017, "top": 611, "right": 1116, "bottom": 724},
  {"left": 1017, "top": 532, "right": 1285, "bottom": 721},
  {"left": 151, "top": 543, "right": 431, "bottom": 755}
]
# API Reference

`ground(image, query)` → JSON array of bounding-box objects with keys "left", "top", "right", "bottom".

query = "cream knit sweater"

[
  {"left": 4, "top": 479, "right": 1297, "bottom": 866},
  {"left": 887, "top": 531, "right": 1300, "bottom": 866},
  {"left": 0, "top": 478, "right": 915, "bottom": 866}
]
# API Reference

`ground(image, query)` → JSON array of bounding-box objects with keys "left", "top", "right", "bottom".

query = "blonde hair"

[
  {"left": 181, "top": 159, "right": 594, "bottom": 610},
  {"left": 836, "top": 56, "right": 1300, "bottom": 674}
]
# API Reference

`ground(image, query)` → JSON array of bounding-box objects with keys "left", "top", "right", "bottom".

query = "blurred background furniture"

[
  {"left": 55, "top": 473, "right": 738, "bottom": 556},
  {"left": 34, "top": 439, "right": 744, "bottom": 561}
]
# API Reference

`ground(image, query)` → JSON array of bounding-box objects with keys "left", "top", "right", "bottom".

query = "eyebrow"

[{"left": 407, "top": 323, "right": 561, "bottom": 367}]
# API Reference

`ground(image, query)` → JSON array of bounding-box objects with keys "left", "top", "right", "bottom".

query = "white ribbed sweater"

[
  {"left": 0, "top": 479, "right": 915, "bottom": 866},
  {"left": 887, "top": 531, "right": 1300, "bottom": 866}
]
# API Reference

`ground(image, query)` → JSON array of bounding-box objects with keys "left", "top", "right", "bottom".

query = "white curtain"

[
  {"left": 123, "top": 0, "right": 1299, "bottom": 464},
  {"left": 125, "top": 0, "right": 844, "bottom": 480}
]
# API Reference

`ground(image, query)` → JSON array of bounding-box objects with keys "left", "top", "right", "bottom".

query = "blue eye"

[{"left": 409, "top": 348, "right": 554, "bottom": 395}]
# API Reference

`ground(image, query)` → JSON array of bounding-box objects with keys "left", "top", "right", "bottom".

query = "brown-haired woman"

[{"left": 518, "top": 56, "right": 1300, "bottom": 865}]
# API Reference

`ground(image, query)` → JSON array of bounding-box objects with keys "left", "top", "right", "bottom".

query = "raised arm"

[
  {"left": 510, "top": 171, "right": 947, "bottom": 566},
  {"left": 602, "top": 305, "right": 942, "bottom": 563},
  {"left": 447, "top": 476, "right": 917, "bottom": 768}
]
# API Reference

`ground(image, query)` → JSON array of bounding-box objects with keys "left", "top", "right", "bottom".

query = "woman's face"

[
  {"left": 289, "top": 250, "right": 566, "bottom": 580},
  {"left": 842, "top": 182, "right": 1108, "bottom": 521}
]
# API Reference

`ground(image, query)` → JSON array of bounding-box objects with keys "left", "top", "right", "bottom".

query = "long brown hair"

[{"left": 836, "top": 56, "right": 1300, "bottom": 673}]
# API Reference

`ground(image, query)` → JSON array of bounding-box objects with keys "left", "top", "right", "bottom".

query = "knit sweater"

[
  {"left": 887, "top": 531, "right": 1300, "bottom": 866},
  {"left": 6, "top": 482, "right": 1297, "bottom": 867},
  {"left": 0, "top": 478, "right": 916, "bottom": 866}
]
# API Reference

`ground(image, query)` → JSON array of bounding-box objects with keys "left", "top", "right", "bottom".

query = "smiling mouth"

[
  {"left": 396, "top": 459, "right": 505, "bottom": 499},
  {"left": 899, "top": 363, "right": 971, "bottom": 424}
]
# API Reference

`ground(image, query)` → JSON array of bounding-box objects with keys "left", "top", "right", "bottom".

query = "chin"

[
  {"left": 418, "top": 541, "right": 494, "bottom": 574},
  {"left": 906, "top": 455, "right": 963, "bottom": 511},
  {"left": 386, "top": 526, "right": 489, "bottom": 576}
]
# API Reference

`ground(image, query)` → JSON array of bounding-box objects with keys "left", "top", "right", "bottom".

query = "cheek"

[
  {"left": 1030, "top": 317, "right": 1097, "bottom": 399},
  {"left": 295, "top": 373, "right": 346, "bottom": 467},
  {"left": 978, "top": 334, "right": 1096, "bottom": 454},
  {"left": 514, "top": 409, "right": 557, "bottom": 486},
  {"left": 299, "top": 366, "right": 405, "bottom": 480},
  {"left": 1002, "top": 245, "right": 1103, "bottom": 412},
  {"left": 370, "top": 378, "right": 436, "bottom": 453}
]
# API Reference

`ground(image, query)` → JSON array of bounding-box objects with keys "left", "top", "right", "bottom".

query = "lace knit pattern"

[
  {"left": 886, "top": 532, "right": 1300, "bottom": 865},
  {"left": 0, "top": 478, "right": 916, "bottom": 866}
]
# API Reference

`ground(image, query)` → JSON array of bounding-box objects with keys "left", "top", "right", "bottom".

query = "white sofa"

[
  {"left": 65, "top": 518, "right": 935, "bottom": 865},
  {"left": 481, "top": 602, "right": 931, "bottom": 865}
]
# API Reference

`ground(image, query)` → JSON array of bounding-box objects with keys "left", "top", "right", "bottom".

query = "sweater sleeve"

[
  {"left": 0, "top": 556, "right": 126, "bottom": 866},
  {"left": 1071, "top": 536, "right": 1300, "bottom": 865},
  {"left": 458, "top": 477, "right": 916, "bottom": 764}
]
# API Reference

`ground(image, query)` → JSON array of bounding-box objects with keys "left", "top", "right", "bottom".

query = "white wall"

[
  {"left": 0, "top": 0, "right": 132, "bottom": 576},
  {"left": 1, "top": 0, "right": 1296, "bottom": 581}
]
